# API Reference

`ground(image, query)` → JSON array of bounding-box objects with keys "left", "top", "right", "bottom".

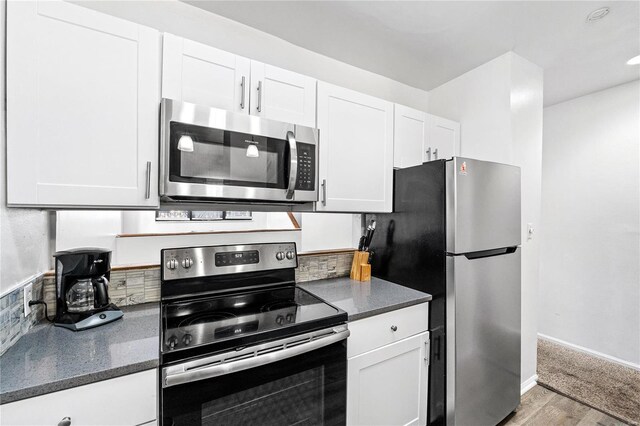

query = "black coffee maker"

[{"left": 54, "top": 248, "right": 123, "bottom": 331}]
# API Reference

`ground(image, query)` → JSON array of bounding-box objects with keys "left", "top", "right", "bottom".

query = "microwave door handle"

[{"left": 285, "top": 130, "right": 297, "bottom": 200}]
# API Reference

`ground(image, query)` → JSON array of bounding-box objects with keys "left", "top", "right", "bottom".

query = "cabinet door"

[
  {"left": 424, "top": 114, "right": 460, "bottom": 162},
  {"left": 7, "top": 0, "right": 160, "bottom": 208},
  {"left": 249, "top": 61, "right": 316, "bottom": 127},
  {"left": 162, "top": 33, "right": 250, "bottom": 113},
  {"left": 347, "top": 332, "right": 429, "bottom": 426},
  {"left": 316, "top": 82, "right": 394, "bottom": 212},
  {"left": 394, "top": 104, "right": 428, "bottom": 169},
  {"left": 0, "top": 369, "right": 157, "bottom": 425}
]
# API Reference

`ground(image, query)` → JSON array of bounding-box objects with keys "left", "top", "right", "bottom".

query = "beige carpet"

[{"left": 537, "top": 339, "right": 640, "bottom": 425}]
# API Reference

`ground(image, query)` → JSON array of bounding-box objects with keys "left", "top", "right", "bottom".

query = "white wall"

[
  {"left": 510, "top": 54, "right": 544, "bottom": 388},
  {"left": 55, "top": 211, "right": 123, "bottom": 256},
  {"left": 540, "top": 81, "right": 640, "bottom": 367},
  {"left": 0, "top": 2, "right": 51, "bottom": 295},
  {"left": 300, "top": 213, "right": 359, "bottom": 252},
  {"left": 429, "top": 52, "right": 544, "bottom": 390},
  {"left": 73, "top": 0, "right": 430, "bottom": 111},
  {"left": 56, "top": 210, "right": 300, "bottom": 265},
  {"left": 429, "top": 54, "right": 513, "bottom": 163}
]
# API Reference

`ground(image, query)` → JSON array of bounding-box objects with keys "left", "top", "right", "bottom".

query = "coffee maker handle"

[{"left": 93, "top": 277, "right": 109, "bottom": 307}]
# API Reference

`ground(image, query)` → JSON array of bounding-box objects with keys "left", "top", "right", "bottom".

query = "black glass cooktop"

[{"left": 162, "top": 286, "right": 343, "bottom": 354}]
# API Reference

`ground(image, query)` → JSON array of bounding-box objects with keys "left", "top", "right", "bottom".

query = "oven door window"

[
  {"left": 169, "top": 122, "right": 289, "bottom": 189},
  {"left": 161, "top": 341, "right": 346, "bottom": 426}
]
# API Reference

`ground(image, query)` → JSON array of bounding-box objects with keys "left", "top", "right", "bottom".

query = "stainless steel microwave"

[{"left": 160, "top": 99, "right": 318, "bottom": 205}]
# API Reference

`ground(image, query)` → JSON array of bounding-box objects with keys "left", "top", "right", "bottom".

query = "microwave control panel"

[{"left": 295, "top": 143, "right": 316, "bottom": 191}]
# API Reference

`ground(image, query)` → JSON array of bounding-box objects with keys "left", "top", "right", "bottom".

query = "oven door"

[
  {"left": 160, "top": 99, "right": 318, "bottom": 203},
  {"left": 161, "top": 326, "right": 348, "bottom": 426}
]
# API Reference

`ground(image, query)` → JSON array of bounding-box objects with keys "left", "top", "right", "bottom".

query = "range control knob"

[
  {"left": 182, "top": 334, "right": 193, "bottom": 346},
  {"left": 286, "top": 313, "right": 294, "bottom": 323},
  {"left": 181, "top": 258, "right": 193, "bottom": 269},
  {"left": 167, "top": 335, "right": 179, "bottom": 350},
  {"left": 166, "top": 259, "right": 178, "bottom": 270},
  {"left": 276, "top": 251, "right": 285, "bottom": 261},
  {"left": 276, "top": 315, "right": 285, "bottom": 325},
  {"left": 286, "top": 251, "right": 295, "bottom": 260}
]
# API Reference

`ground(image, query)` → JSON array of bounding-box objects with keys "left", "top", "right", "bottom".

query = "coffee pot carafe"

[
  {"left": 65, "top": 276, "right": 110, "bottom": 313},
  {"left": 54, "top": 248, "right": 123, "bottom": 331}
]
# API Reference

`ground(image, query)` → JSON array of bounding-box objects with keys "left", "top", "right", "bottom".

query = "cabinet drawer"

[
  {"left": 347, "top": 303, "right": 429, "bottom": 358},
  {"left": 1, "top": 369, "right": 157, "bottom": 426}
]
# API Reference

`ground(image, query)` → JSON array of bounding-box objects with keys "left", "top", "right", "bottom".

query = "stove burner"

[
  {"left": 260, "top": 300, "right": 298, "bottom": 312},
  {"left": 179, "top": 311, "right": 237, "bottom": 328},
  {"left": 169, "top": 300, "right": 218, "bottom": 317}
]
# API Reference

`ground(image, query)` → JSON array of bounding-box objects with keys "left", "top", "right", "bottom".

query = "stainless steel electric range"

[{"left": 159, "top": 242, "right": 349, "bottom": 426}]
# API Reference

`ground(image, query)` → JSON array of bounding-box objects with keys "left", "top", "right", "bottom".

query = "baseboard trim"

[
  {"left": 521, "top": 374, "right": 538, "bottom": 395},
  {"left": 538, "top": 333, "right": 640, "bottom": 371}
]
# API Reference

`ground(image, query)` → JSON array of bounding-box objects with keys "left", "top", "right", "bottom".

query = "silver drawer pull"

[
  {"left": 391, "top": 325, "right": 398, "bottom": 332},
  {"left": 145, "top": 161, "right": 151, "bottom": 199},
  {"left": 240, "top": 75, "right": 246, "bottom": 109}
]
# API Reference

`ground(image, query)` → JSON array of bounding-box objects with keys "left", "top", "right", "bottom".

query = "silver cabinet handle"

[
  {"left": 285, "top": 131, "right": 297, "bottom": 200},
  {"left": 321, "top": 179, "right": 327, "bottom": 206},
  {"left": 256, "top": 80, "right": 263, "bottom": 112},
  {"left": 145, "top": 161, "right": 151, "bottom": 199},
  {"left": 240, "top": 76, "right": 246, "bottom": 109},
  {"left": 433, "top": 148, "right": 438, "bottom": 160},
  {"left": 163, "top": 326, "right": 349, "bottom": 388},
  {"left": 426, "top": 147, "right": 431, "bottom": 161},
  {"left": 390, "top": 325, "right": 398, "bottom": 332},
  {"left": 58, "top": 417, "right": 71, "bottom": 426}
]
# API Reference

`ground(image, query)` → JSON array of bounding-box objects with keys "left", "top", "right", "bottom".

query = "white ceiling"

[{"left": 184, "top": 1, "right": 640, "bottom": 106}]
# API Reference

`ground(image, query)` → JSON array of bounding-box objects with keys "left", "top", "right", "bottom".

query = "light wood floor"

[{"left": 499, "top": 385, "right": 627, "bottom": 426}]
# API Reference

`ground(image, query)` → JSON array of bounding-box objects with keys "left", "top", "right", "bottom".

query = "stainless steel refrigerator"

[{"left": 367, "top": 157, "right": 521, "bottom": 426}]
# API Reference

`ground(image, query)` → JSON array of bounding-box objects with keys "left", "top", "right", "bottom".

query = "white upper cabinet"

[
  {"left": 250, "top": 61, "right": 317, "bottom": 127},
  {"left": 316, "top": 82, "right": 394, "bottom": 213},
  {"left": 162, "top": 33, "right": 250, "bottom": 114},
  {"left": 394, "top": 104, "right": 428, "bottom": 169},
  {"left": 162, "top": 35, "right": 316, "bottom": 127},
  {"left": 7, "top": 0, "right": 161, "bottom": 208},
  {"left": 424, "top": 114, "right": 460, "bottom": 162}
]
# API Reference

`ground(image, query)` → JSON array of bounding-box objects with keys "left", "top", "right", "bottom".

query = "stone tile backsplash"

[
  {"left": 295, "top": 251, "right": 353, "bottom": 283},
  {"left": 0, "top": 250, "right": 354, "bottom": 356},
  {"left": 41, "top": 267, "right": 161, "bottom": 315},
  {"left": 0, "top": 275, "right": 45, "bottom": 356}
]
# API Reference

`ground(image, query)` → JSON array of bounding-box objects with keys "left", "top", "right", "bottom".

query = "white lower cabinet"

[
  {"left": 0, "top": 369, "right": 157, "bottom": 426},
  {"left": 347, "top": 303, "right": 430, "bottom": 426}
]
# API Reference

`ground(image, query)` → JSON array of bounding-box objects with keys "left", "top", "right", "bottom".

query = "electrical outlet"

[
  {"left": 527, "top": 223, "right": 534, "bottom": 241},
  {"left": 23, "top": 282, "right": 34, "bottom": 316}
]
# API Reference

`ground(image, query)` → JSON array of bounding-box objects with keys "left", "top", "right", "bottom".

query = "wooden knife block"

[{"left": 350, "top": 251, "right": 371, "bottom": 282}]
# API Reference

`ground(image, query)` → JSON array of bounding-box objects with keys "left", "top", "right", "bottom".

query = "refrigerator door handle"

[{"left": 463, "top": 246, "right": 518, "bottom": 260}]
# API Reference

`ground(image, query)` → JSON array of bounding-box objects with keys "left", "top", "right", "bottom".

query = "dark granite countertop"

[
  {"left": 299, "top": 277, "right": 432, "bottom": 321},
  {"left": 0, "top": 303, "right": 159, "bottom": 404},
  {"left": 0, "top": 278, "right": 430, "bottom": 404}
]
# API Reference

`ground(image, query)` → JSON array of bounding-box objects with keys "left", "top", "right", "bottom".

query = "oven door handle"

[
  {"left": 163, "top": 326, "right": 349, "bottom": 388},
  {"left": 285, "top": 130, "right": 297, "bottom": 200}
]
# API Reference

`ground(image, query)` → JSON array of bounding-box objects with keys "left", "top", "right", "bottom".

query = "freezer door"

[
  {"left": 446, "top": 157, "right": 521, "bottom": 254},
  {"left": 446, "top": 249, "right": 521, "bottom": 426}
]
